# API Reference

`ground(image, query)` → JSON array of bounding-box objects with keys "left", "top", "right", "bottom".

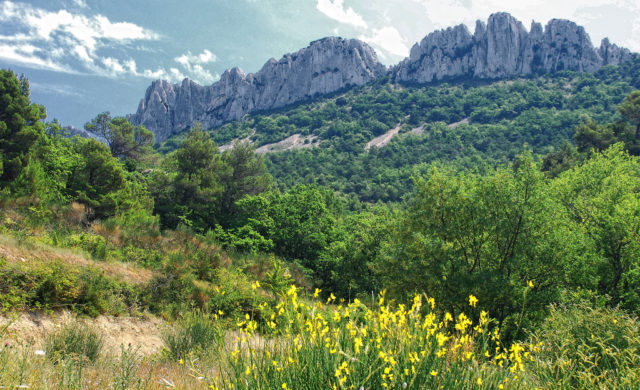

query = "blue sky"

[{"left": 1, "top": 0, "right": 639, "bottom": 128}]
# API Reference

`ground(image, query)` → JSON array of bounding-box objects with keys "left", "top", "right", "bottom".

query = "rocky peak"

[
  {"left": 396, "top": 12, "right": 634, "bottom": 84},
  {"left": 130, "top": 38, "right": 385, "bottom": 142}
]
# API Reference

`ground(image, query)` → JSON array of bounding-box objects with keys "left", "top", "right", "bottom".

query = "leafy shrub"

[
  {"left": 162, "top": 310, "right": 224, "bottom": 359},
  {"left": 528, "top": 300, "right": 640, "bottom": 389},
  {"left": 0, "top": 260, "right": 139, "bottom": 316},
  {"left": 80, "top": 233, "right": 107, "bottom": 260},
  {"left": 45, "top": 322, "right": 104, "bottom": 363}
]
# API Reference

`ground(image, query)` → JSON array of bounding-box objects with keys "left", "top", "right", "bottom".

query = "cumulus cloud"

[
  {"left": 359, "top": 26, "right": 410, "bottom": 58},
  {"left": 316, "top": 0, "right": 368, "bottom": 29},
  {"left": 0, "top": 1, "right": 184, "bottom": 79},
  {"left": 174, "top": 49, "right": 219, "bottom": 84}
]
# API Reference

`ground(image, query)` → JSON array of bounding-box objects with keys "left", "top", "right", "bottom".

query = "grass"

[
  {"left": 162, "top": 310, "right": 225, "bottom": 359},
  {"left": 45, "top": 322, "right": 104, "bottom": 364}
]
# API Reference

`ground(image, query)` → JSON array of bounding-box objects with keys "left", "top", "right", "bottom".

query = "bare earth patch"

[
  {"left": 255, "top": 134, "right": 318, "bottom": 154},
  {"left": 219, "top": 130, "right": 255, "bottom": 152},
  {"left": 447, "top": 118, "right": 470, "bottom": 128},
  {"left": 409, "top": 125, "right": 425, "bottom": 135},
  {"left": 365, "top": 124, "right": 401, "bottom": 150},
  {"left": 0, "top": 311, "right": 165, "bottom": 356}
]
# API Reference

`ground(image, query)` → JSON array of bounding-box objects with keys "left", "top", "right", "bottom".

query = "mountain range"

[{"left": 129, "top": 12, "right": 635, "bottom": 142}]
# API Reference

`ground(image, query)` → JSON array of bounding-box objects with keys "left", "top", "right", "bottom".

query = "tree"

[
  {"left": 618, "top": 90, "right": 640, "bottom": 138},
  {"left": 574, "top": 119, "right": 614, "bottom": 153},
  {"left": 152, "top": 124, "right": 227, "bottom": 231},
  {"left": 66, "top": 138, "right": 127, "bottom": 219},
  {"left": 218, "top": 141, "right": 271, "bottom": 227},
  {"left": 84, "top": 112, "right": 154, "bottom": 163},
  {"left": 0, "top": 70, "right": 46, "bottom": 183},
  {"left": 380, "top": 154, "right": 587, "bottom": 338},
  {"left": 553, "top": 144, "right": 640, "bottom": 313}
]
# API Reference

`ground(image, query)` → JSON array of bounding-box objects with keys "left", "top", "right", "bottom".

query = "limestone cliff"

[
  {"left": 395, "top": 12, "right": 632, "bottom": 84},
  {"left": 129, "top": 37, "right": 385, "bottom": 142}
]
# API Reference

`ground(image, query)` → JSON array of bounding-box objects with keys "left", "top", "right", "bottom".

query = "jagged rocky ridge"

[
  {"left": 129, "top": 37, "right": 385, "bottom": 142},
  {"left": 130, "top": 13, "right": 634, "bottom": 142},
  {"left": 395, "top": 12, "right": 632, "bottom": 84}
]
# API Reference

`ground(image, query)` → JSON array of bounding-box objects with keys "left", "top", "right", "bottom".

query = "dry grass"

[{"left": 0, "top": 234, "right": 155, "bottom": 285}]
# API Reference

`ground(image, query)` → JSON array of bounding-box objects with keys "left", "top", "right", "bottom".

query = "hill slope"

[{"left": 159, "top": 58, "right": 640, "bottom": 203}]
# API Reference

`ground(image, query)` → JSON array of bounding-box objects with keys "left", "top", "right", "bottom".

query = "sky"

[{"left": 1, "top": 0, "right": 639, "bottom": 129}]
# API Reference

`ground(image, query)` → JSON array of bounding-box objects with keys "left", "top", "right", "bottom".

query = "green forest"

[{"left": 2, "top": 61, "right": 640, "bottom": 389}]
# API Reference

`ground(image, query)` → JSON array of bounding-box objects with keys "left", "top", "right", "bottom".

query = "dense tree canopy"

[{"left": 0, "top": 69, "right": 46, "bottom": 183}]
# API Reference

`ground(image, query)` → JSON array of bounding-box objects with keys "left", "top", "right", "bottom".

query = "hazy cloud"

[
  {"left": 316, "top": 0, "right": 368, "bottom": 29},
  {"left": 71, "top": 0, "right": 88, "bottom": 8},
  {"left": 359, "top": 26, "right": 409, "bottom": 58},
  {"left": 174, "top": 49, "right": 219, "bottom": 84}
]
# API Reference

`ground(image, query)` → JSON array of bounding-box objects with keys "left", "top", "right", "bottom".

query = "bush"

[
  {"left": 162, "top": 310, "right": 224, "bottom": 359},
  {"left": 0, "top": 260, "right": 139, "bottom": 316},
  {"left": 45, "top": 322, "right": 104, "bottom": 363},
  {"left": 528, "top": 300, "right": 640, "bottom": 389}
]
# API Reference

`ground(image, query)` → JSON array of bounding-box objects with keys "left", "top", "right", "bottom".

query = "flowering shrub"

[{"left": 195, "top": 286, "right": 539, "bottom": 389}]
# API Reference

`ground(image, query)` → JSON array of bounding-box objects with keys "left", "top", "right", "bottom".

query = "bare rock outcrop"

[
  {"left": 395, "top": 12, "right": 633, "bottom": 84},
  {"left": 129, "top": 38, "right": 385, "bottom": 142}
]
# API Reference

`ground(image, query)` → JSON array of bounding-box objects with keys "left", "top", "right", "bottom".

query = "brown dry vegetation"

[{"left": 0, "top": 235, "right": 155, "bottom": 285}]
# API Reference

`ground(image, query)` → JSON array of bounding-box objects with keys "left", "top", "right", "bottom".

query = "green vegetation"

[
  {"left": 45, "top": 322, "right": 104, "bottom": 363},
  {"left": 158, "top": 59, "right": 640, "bottom": 203},
  {"left": 162, "top": 310, "right": 225, "bottom": 359},
  {"left": 2, "top": 64, "right": 640, "bottom": 388}
]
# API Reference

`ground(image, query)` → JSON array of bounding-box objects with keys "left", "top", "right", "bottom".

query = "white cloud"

[
  {"left": 0, "top": 43, "right": 76, "bottom": 73},
  {"left": 359, "top": 26, "right": 409, "bottom": 58},
  {"left": 0, "top": 1, "right": 172, "bottom": 78},
  {"left": 174, "top": 49, "right": 219, "bottom": 84},
  {"left": 316, "top": 0, "right": 368, "bottom": 29}
]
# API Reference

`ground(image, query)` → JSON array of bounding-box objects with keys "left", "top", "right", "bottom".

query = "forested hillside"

[{"left": 160, "top": 58, "right": 640, "bottom": 203}]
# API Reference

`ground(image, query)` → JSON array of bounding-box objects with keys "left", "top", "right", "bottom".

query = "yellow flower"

[
  {"left": 477, "top": 377, "right": 483, "bottom": 385},
  {"left": 314, "top": 288, "right": 322, "bottom": 298},
  {"left": 469, "top": 295, "right": 478, "bottom": 308},
  {"left": 179, "top": 358, "right": 184, "bottom": 365},
  {"left": 527, "top": 280, "right": 534, "bottom": 288},
  {"left": 430, "top": 370, "right": 438, "bottom": 376},
  {"left": 282, "top": 384, "right": 288, "bottom": 389}
]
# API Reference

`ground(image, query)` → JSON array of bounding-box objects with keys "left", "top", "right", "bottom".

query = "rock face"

[
  {"left": 129, "top": 37, "right": 385, "bottom": 142},
  {"left": 396, "top": 12, "right": 633, "bottom": 84}
]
